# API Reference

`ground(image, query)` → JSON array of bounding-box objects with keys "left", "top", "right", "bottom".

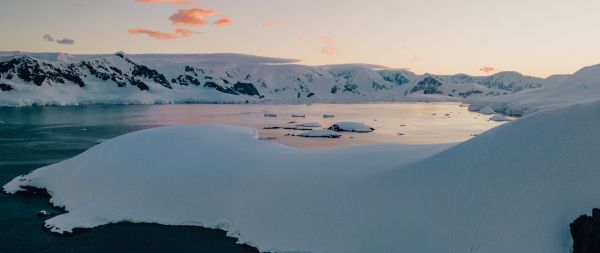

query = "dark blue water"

[{"left": 0, "top": 106, "right": 259, "bottom": 253}]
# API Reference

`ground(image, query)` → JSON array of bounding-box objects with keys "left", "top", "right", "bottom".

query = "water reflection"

[{"left": 0, "top": 103, "right": 503, "bottom": 148}]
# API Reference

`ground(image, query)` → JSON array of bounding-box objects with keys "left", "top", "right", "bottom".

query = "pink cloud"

[
  {"left": 135, "top": 0, "right": 199, "bottom": 6},
  {"left": 262, "top": 20, "right": 282, "bottom": 28},
  {"left": 214, "top": 17, "right": 233, "bottom": 26},
  {"left": 169, "top": 8, "right": 219, "bottom": 26},
  {"left": 319, "top": 35, "right": 333, "bottom": 43},
  {"left": 318, "top": 35, "right": 340, "bottom": 56},
  {"left": 128, "top": 28, "right": 180, "bottom": 40},
  {"left": 480, "top": 66, "right": 496, "bottom": 74},
  {"left": 321, "top": 45, "right": 340, "bottom": 56},
  {"left": 175, "top": 29, "right": 194, "bottom": 37}
]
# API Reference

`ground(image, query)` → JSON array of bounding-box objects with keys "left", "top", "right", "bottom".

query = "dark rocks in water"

[
  {"left": 571, "top": 208, "right": 600, "bottom": 253},
  {"left": 0, "top": 83, "right": 13, "bottom": 91}
]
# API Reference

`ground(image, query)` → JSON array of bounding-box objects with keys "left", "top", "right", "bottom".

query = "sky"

[{"left": 1, "top": 0, "right": 600, "bottom": 77}]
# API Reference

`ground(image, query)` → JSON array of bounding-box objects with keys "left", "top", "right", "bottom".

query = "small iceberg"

[
  {"left": 489, "top": 114, "right": 513, "bottom": 122},
  {"left": 296, "top": 122, "right": 321, "bottom": 128},
  {"left": 284, "top": 126, "right": 314, "bottom": 131},
  {"left": 37, "top": 210, "right": 51, "bottom": 217},
  {"left": 479, "top": 105, "right": 496, "bottom": 115},
  {"left": 297, "top": 130, "right": 341, "bottom": 138},
  {"left": 264, "top": 113, "right": 278, "bottom": 118},
  {"left": 328, "top": 122, "right": 375, "bottom": 133}
]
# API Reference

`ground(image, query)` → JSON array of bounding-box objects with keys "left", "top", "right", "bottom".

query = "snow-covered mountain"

[
  {"left": 0, "top": 52, "right": 546, "bottom": 106},
  {"left": 470, "top": 63, "right": 600, "bottom": 115}
]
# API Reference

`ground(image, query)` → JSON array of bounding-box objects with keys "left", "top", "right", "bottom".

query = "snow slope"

[
  {"left": 5, "top": 99, "right": 600, "bottom": 253},
  {"left": 470, "top": 64, "right": 600, "bottom": 115},
  {"left": 0, "top": 51, "right": 546, "bottom": 106}
]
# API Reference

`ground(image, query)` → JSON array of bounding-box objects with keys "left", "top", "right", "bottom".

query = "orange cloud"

[
  {"left": 176, "top": 29, "right": 194, "bottom": 37},
  {"left": 128, "top": 28, "right": 180, "bottom": 40},
  {"left": 480, "top": 66, "right": 496, "bottom": 74},
  {"left": 321, "top": 45, "right": 340, "bottom": 56},
  {"left": 135, "top": 0, "right": 199, "bottom": 6},
  {"left": 214, "top": 17, "right": 233, "bottom": 26},
  {"left": 319, "top": 35, "right": 333, "bottom": 43},
  {"left": 263, "top": 20, "right": 282, "bottom": 28},
  {"left": 169, "top": 8, "right": 219, "bottom": 26}
]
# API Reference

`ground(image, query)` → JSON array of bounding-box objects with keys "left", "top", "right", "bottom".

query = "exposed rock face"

[
  {"left": 571, "top": 208, "right": 600, "bottom": 253},
  {"left": 0, "top": 83, "right": 13, "bottom": 91},
  {"left": 380, "top": 71, "right": 410, "bottom": 86},
  {"left": 0, "top": 56, "right": 84, "bottom": 87},
  {"left": 411, "top": 76, "right": 443, "bottom": 94},
  {"left": 0, "top": 52, "right": 549, "bottom": 104}
]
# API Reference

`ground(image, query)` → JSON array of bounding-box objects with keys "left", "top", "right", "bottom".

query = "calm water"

[{"left": 0, "top": 103, "right": 501, "bottom": 252}]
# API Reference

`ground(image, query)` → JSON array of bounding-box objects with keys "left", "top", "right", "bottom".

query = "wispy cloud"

[
  {"left": 42, "top": 34, "right": 55, "bottom": 42},
  {"left": 321, "top": 45, "right": 340, "bottom": 56},
  {"left": 214, "top": 17, "right": 233, "bottom": 26},
  {"left": 135, "top": 0, "right": 200, "bottom": 6},
  {"left": 480, "top": 66, "right": 496, "bottom": 74},
  {"left": 319, "top": 35, "right": 340, "bottom": 56},
  {"left": 56, "top": 38, "right": 75, "bottom": 45},
  {"left": 175, "top": 29, "right": 194, "bottom": 37},
  {"left": 319, "top": 35, "right": 333, "bottom": 43},
  {"left": 43, "top": 34, "right": 75, "bottom": 45},
  {"left": 169, "top": 8, "right": 219, "bottom": 26},
  {"left": 128, "top": 28, "right": 180, "bottom": 39},
  {"left": 262, "top": 20, "right": 282, "bottom": 28}
]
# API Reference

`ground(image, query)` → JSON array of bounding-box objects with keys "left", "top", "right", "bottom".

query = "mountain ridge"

[{"left": 0, "top": 51, "right": 555, "bottom": 106}]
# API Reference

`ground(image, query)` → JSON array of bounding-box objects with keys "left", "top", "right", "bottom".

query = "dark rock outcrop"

[
  {"left": 410, "top": 76, "right": 443, "bottom": 94},
  {"left": 571, "top": 208, "right": 600, "bottom": 253},
  {"left": 0, "top": 83, "right": 13, "bottom": 91}
]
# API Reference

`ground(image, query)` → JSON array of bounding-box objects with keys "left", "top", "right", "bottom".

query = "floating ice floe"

[
  {"left": 328, "top": 122, "right": 375, "bottom": 133},
  {"left": 284, "top": 126, "right": 314, "bottom": 131},
  {"left": 297, "top": 130, "right": 341, "bottom": 138},
  {"left": 489, "top": 114, "right": 513, "bottom": 122},
  {"left": 296, "top": 122, "right": 321, "bottom": 128}
]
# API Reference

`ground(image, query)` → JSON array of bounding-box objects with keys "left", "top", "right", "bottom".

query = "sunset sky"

[{"left": 1, "top": 0, "right": 600, "bottom": 77}]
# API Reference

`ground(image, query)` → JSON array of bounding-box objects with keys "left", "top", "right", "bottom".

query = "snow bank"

[
  {"left": 489, "top": 114, "right": 512, "bottom": 122},
  {"left": 478, "top": 105, "right": 496, "bottom": 114},
  {"left": 297, "top": 130, "right": 341, "bottom": 138},
  {"left": 4, "top": 125, "right": 449, "bottom": 252},
  {"left": 6, "top": 100, "right": 600, "bottom": 253},
  {"left": 469, "top": 63, "right": 600, "bottom": 115},
  {"left": 328, "top": 122, "right": 375, "bottom": 132}
]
